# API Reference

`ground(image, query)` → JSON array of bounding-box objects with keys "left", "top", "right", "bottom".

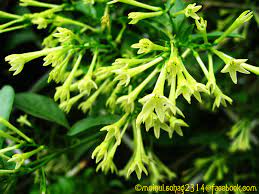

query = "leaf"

[
  {"left": 0, "top": 85, "right": 15, "bottom": 148},
  {"left": 14, "top": 93, "right": 69, "bottom": 128},
  {"left": 68, "top": 115, "right": 119, "bottom": 136}
]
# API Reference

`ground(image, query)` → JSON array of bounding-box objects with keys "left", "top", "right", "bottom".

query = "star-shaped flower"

[
  {"left": 221, "top": 59, "right": 250, "bottom": 84},
  {"left": 184, "top": 3, "right": 202, "bottom": 20}
]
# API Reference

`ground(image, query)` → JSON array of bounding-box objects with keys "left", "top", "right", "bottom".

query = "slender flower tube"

[
  {"left": 128, "top": 11, "right": 163, "bottom": 24},
  {"left": 78, "top": 80, "right": 109, "bottom": 113},
  {"left": 137, "top": 66, "right": 183, "bottom": 127},
  {"left": 212, "top": 49, "right": 255, "bottom": 84},
  {"left": 0, "top": 11, "right": 21, "bottom": 19},
  {"left": 214, "top": 10, "right": 253, "bottom": 44},
  {"left": 117, "top": 68, "right": 159, "bottom": 112},
  {"left": 120, "top": 121, "right": 149, "bottom": 180},
  {"left": 0, "top": 117, "right": 33, "bottom": 143},
  {"left": 78, "top": 50, "right": 98, "bottom": 94},
  {"left": 108, "top": 0, "right": 162, "bottom": 12},
  {"left": 113, "top": 56, "right": 164, "bottom": 86},
  {"left": 173, "top": 3, "right": 202, "bottom": 20},
  {"left": 20, "top": 0, "right": 60, "bottom": 8},
  {"left": 131, "top": 39, "right": 169, "bottom": 54},
  {"left": 5, "top": 46, "right": 63, "bottom": 75},
  {"left": 55, "top": 53, "right": 83, "bottom": 102},
  {"left": 0, "top": 130, "right": 23, "bottom": 143},
  {"left": 195, "top": 17, "right": 208, "bottom": 43},
  {"left": 0, "top": 144, "right": 23, "bottom": 155},
  {"left": 8, "top": 146, "right": 44, "bottom": 169}
]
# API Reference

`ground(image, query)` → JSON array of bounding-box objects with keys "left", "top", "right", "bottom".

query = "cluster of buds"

[{"left": 2, "top": 0, "right": 258, "bottom": 180}]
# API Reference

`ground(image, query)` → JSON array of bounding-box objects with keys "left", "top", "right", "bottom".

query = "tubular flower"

[
  {"left": 120, "top": 121, "right": 149, "bottom": 180},
  {"left": 5, "top": 47, "right": 62, "bottom": 75},
  {"left": 108, "top": 0, "right": 162, "bottom": 12},
  {"left": 184, "top": 3, "right": 202, "bottom": 20},
  {"left": 137, "top": 66, "right": 183, "bottom": 129},
  {"left": 8, "top": 146, "right": 44, "bottom": 169},
  {"left": 131, "top": 38, "right": 169, "bottom": 54},
  {"left": 128, "top": 11, "right": 163, "bottom": 24},
  {"left": 113, "top": 56, "right": 164, "bottom": 86}
]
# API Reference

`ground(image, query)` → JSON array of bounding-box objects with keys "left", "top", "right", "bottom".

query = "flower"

[
  {"left": 17, "top": 115, "right": 32, "bottom": 127},
  {"left": 184, "top": 3, "right": 202, "bottom": 20},
  {"left": 221, "top": 59, "right": 250, "bottom": 84},
  {"left": 212, "top": 86, "right": 232, "bottom": 110},
  {"left": 215, "top": 10, "right": 253, "bottom": 44},
  {"left": 120, "top": 122, "right": 149, "bottom": 179},
  {"left": 148, "top": 152, "right": 176, "bottom": 184},
  {"left": 113, "top": 56, "right": 164, "bottom": 86},
  {"left": 168, "top": 116, "right": 188, "bottom": 137},
  {"left": 31, "top": 15, "right": 50, "bottom": 29},
  {"left": 116, "top": 68, "right": 159, "bottom": 113},
  {"left": 93, "top": 116, "right": 128, "bottom": 174},
  {"left": 144, "top": 113, "right": 171, "bottom": 139},
  {"left": 131, "top": 38, "right": 168, "bottom": 54},
  {"left": 79, "top": 80, "right": 108, "bottom": 113},
  {"left": 228, "top": 120, "right": 252, "bottom": 152},
  {"left": 128, "top": 11, "right": 163, "bottom": 24},
  {"left": 112, "top": 58, "right": 152, "bottom": 67},
  {"left": 5, "top": 48, "right": 57, "bottom": 75},
  {"left": 8, "top": 146, "right": 44, "bottom": 169},
  {"left": 212, "top": 49, "right": 252, "bottom": 84},
  {"left": 53, "top": 27, "right": 75, "bottom": 43},
  {"left": 106, "top": 84, "right": 122, "bottom": 112},
  {"left": 59, "top": 92, "right": 86, "bottom": 113},
  {"left": 176, "top": 72, "right": 208, "bottom": 103},
  {"left": 137, "top": 93, "right": 181, "bottom": 124},
  {"left": 195, "top": 17, "right": 207, "bottom": 32},
  {"left": 78, "top": 75, "right": 98, "bottom": 95},
  {"left": 108, "top": 0, "right": 161, "bottom": 12},
  {"left": 54, "top": 84, "right": 71, "bottom": 102}
]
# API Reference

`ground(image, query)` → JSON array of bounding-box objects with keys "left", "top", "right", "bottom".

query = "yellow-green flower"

[{"left": 128, "top": 11, "right": 163, "bottom": 24}]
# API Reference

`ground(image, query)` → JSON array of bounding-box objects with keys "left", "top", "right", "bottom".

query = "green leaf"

[
  {"left": 68, "top": 115, "right": 119, "bottom": 136},
  {"left": 14, "top": 93, "right": 69, "bottom": 128},
  {"left": 0, "top": 85, "right": 15, "bottom": 148}
]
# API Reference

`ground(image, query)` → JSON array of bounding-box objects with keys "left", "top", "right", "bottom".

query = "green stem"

[
  {"left": 55, "top": 16, "right": 99, "bottom": 32},
  {"left": 0, "top": 117, "right": 33, "bottom": 143}
]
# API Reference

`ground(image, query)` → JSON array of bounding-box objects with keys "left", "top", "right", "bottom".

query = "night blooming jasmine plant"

[{"left": 0, "top": 0, "right": 258, "bottom": 187}]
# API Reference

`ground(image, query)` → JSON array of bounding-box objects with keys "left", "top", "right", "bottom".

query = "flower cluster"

[{"left": 2, "top": 0, "right": 258, "bottom": 180}]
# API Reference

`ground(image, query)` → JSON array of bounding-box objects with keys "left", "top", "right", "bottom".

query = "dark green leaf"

[
  {"left": 14, "top": 93, "right": 69, "bottom": 128},
  {"left": 0, "top": 85, "right": 15, "bottom": 148},
  {"left": 68, "top": 115, "right": 119, "bottom": 136}
]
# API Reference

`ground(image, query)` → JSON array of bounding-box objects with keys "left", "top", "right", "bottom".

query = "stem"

[
  {"left": 0, "top": 130, "right": 22, "bottom": 143},
  {"left": 131, "top": 68, "right": 159, "bottom": 99},
  {"left": 0, "top": 11, "right": 22, "bottom": 19},
  {"left": 20, "top": 0, "right": 60, "bottom": 8},
  {"left": 129, "top": 56, "right": 164, "bottom": 77},
  {"left": 64, "top": 53, "right": 83, "bottom": 86},
  {"left": 87, "top": 50, "right": 99, "bottom": 76},
  {"left": 193, "top": 51, "right": 209, "bottom": 78},
  {"left": 0, "top": 18, "right": 25, "bottom": 30},
  {"left": 0, "top": 169, "right": 17, "bottom": 174},
  {"left": 55, "top": 16, "right": 99, "bottom": 32},
  {"left": 0, "top": 117, "right": 33, "bottom": 143},
  {"left": 0, "top": 144, "right": 23, "bottom": 155}
]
